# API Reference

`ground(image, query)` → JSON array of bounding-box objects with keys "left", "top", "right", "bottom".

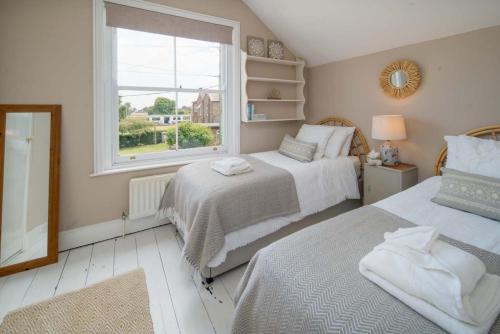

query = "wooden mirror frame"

[
  {"left": 379, "top": 60, "right": 421, "bottom": 98},
  {"left": 0, "top": 105, "right": 61, "bottom": 276}
]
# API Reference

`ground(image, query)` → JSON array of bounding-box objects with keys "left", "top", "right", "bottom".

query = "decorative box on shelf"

[
  {"left": 252, "top": 113, "right": 267, "bottom": 121},
  {"left": 241, "top": 51, "right": 306, "bottom": 123}
]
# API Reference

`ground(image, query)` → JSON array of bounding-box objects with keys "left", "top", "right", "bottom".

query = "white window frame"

[{"left": 93, "top": 0, "right": 240, "bottom": 175}]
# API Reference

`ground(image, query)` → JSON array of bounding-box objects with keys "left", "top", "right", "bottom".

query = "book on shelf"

[{"left": 247, "top": 103, "right": 255, "bottom": 120}]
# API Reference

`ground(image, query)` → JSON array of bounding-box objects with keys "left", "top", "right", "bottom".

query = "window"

[{"left": 93, "top": 1, "right": 240, "bottom": 174}]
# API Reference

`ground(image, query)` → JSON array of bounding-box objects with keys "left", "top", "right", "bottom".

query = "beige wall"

[
  {"left": 0, "top": 0, "right": 301, "bottom": 231},
  {"left": 307, "top": 25, "right": 500, "bottom": 180}
]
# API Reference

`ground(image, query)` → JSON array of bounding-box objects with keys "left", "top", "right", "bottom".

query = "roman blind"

[{"left": 105, "top": 2, "right": 233, "bottom": 45}]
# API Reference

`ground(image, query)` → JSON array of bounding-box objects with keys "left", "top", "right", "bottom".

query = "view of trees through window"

[{"left": 116, "top": 28, "right": 223, "bottom": 157}]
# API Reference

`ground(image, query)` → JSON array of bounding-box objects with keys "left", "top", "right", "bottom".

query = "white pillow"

[
  {"left": 445, "top": 135, "right": 500, "bottom": 178},
  {"left": 324, "top": 126, "right": 356, "bottom": 158},
  {"left": 296, "top": 124, "right": 335, "bottom": 160}
]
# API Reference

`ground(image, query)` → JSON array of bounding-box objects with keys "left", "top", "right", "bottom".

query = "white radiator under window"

[{"left": 129, "top": 173, "right": 175, "bottom": 220}]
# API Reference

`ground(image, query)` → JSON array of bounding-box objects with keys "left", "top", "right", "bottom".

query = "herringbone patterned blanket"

[
  {"left": 232, "top": 205, "right": 500, "bottom": 333},
  {"left": 159, "top": 155, "right": 299, "bottom": 270}
]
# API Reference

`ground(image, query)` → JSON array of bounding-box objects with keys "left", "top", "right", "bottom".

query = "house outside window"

[{"left": 93, "top": 0, "right": 240, "bottom": 174}]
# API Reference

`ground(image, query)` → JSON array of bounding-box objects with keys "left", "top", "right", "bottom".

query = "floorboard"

[
  {"left": 219, "top": 264, "right": 247, "bottom": 301},
  {"left": 55, "top": 245, "right": 93, "bottom": 296},
  {"left": 194, "top": 276, "right": 235, "bottom": 334},
  {"left": 86, "top": 239, "right": 115, "bottom": 286},
  {"left": 136, "top": 229, "right": 180, "bottom": 334},
  {"left": 22, "top": 251, "right": 69, "bottom": 306},
  {"left": 170, "top": 225, "right": 236, "bottom": 334},
  {"left": 114, "top": 235, "right": 138, "bottom": 275},
  {"left": 0, "top": 269, "right": 37, "bottom": 321},
  {"left": 156, "top": 225, "right": 216, "bottom": 334}
]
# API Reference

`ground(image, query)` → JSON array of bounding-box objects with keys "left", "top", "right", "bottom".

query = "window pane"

[
  {"left": 118, "top": 90, "right": 177, "bottom": 156},
  {"left": 176, "top": 38, "right": 221, "bottom": 90},
  {"left": 117, "top": 29, "right": 175, "bottom": 88},
  {"left": 178, "top": 92, "right": 222, "bottom": 149}
]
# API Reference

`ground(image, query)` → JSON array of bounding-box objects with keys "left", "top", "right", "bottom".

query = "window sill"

[{"left": 90, "top": 154, "right": 228, "bottom": 177}]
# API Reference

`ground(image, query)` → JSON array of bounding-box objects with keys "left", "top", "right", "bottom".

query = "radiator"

[{"left": 129, "top": 173, "right": 175, "bottom": 220}]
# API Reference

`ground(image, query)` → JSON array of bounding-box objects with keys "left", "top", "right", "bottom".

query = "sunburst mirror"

[{"left": 379, "top": 60, "right": 421, "bottom": 98}]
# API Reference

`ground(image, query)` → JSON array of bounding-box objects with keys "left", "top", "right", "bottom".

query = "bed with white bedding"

[
  {"left": 231, "top": 125, "right": 500, "bottom": 334},
  {"left": 159, "top": 117, "right": 370, "bottom": 278},
  {"left": 375, "top": 176, "right": 500, "bottom": 254},
  {"left": 178, "top": 151, "right": 360, "bottom": 268}
]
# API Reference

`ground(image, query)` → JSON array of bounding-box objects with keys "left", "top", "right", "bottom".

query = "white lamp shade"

[{"left": 372, "top": 115, "right": 407, "bottom": 141}]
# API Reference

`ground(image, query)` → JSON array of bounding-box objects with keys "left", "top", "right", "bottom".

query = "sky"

[{"left": 116, "top": 28, "right": 222, "bottom": 110}]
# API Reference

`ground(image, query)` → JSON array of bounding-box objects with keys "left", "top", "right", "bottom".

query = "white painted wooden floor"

[{"left": 0, "top": 224, "right": 248, "bottom": 334}]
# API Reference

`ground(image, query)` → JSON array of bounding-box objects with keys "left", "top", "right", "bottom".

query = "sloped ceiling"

[{"left": 243, "top": 0, "right": 500, "bottom": 66}]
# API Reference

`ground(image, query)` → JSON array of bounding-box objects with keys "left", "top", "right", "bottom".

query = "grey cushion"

[
  {"left": 278, "top": 134, "right": 317, "bottom": 162},
  {"left": 432, "top": 168, "right": 500, "bottom": 221}
]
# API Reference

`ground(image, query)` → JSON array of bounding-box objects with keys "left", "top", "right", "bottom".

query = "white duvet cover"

[
  {"left": 375, "top": 176, "right": 500, "bottom": 255},
  {"left": 182, "top": 151, "right": 360, "bottom": 267}
]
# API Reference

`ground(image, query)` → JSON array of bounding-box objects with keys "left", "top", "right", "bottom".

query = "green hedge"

[
  {"left": 119, "top": 119, "right": 214, "bottom": 149},
  {"left": 165, "top": 122, "right": 214, "bottom": 149},
  {"left": 119, "top": 118, "right": 162, "bottom": 148},
  {"left": 119, "top": 131, "right": 159, "bottom": 148}
]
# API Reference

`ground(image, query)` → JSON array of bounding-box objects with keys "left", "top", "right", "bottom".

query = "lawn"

[{"left": 119, "top": 142, "right": 172, "bottom": 156}]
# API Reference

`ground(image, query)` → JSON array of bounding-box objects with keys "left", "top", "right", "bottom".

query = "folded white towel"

[
  {"left": 361, "top": 269, "right": 500, "bottom": 334},
  {"left": 383, "top": 226, "right": 484, "bottom": 295},
  {"left": 211, "top": 157, "right": 253, "bottom": 176},
  {"left": 212, "top": 157, "right": 248, "bottom": 170},
  {"left": 212, "top": 165, "right": 252, "bottom": 176},
  {"left": 384, "top": 225, "right": 439, "bottom": 253},
  {"left": 359, "top": 226, "right": 500, "bottom": 331}
]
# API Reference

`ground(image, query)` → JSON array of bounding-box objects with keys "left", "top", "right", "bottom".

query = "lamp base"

[{"left": 380, "top": 141, "right": 399, "bottom": 166}]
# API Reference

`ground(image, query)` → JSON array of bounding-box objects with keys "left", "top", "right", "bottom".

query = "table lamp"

[{"left": 372, "top": 115, "right": 406, "bottom": 166}]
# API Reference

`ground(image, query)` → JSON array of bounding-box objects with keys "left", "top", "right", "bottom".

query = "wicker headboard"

[
  {"left": 434, "top": 124, "right": 500, "bottom": 175},
  {"left": 316, "top": 117, "right": 370, "bottom": 164}
]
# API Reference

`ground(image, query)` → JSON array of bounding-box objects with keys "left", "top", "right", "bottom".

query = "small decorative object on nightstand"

[
  {"left": 363, "top": 163, "right": 417, "bottom": 205},
  {"left": 367, "top": 150, "right": 382, "bottom": 166},
  {"left": 372, "top": 115, "right": 407, "bottom": 166}
]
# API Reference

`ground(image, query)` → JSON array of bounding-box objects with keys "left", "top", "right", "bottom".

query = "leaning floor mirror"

[{"left": 0, "top": 105, "right": 60, "bottom": 276}]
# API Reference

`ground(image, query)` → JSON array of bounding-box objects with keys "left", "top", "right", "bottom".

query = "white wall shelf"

[
  {"left": 246, "top": 55, "right": 304, "bottom": 66},
  {"left": 241, "top": 51, "right": 306, "bottom": 123},
  {"left": 247, "top": 76, "right": 304, "bottom": 84},
  {"left": 242, "top": 118, "right": 305, "bottom": 123},
  {"left": 248, "top": 99, "right": 305, "bottom": 102}
]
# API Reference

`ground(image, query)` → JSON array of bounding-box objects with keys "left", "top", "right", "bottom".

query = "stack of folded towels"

[
  {"left": 211, "top": 157, "right": 253, "bottom": 176},
  {"left": 359, "top": 226, "right": 500, "bottom": 334}
]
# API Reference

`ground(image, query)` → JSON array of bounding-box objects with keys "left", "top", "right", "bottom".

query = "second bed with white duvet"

[{"left": 175, "top": 151, "right": 361, "bottom": 268}]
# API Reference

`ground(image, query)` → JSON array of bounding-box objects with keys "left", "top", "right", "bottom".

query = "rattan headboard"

[
  {"left": 316, "top": 117, "right": 370, "bottom": 164},
  {"left": 434, "top": 124, "right": 500, "bottom": 175}
]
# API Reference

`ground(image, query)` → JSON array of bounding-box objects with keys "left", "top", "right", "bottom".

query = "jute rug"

[{"left": 0, "top": 268, "right": 154, "bottom": 334}]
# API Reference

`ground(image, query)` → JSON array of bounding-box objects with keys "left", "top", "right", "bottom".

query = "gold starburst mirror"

[{"left": 379, "top": 60, "right": 421, "bottom": 98}]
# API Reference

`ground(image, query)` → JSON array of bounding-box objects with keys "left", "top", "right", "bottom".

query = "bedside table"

[{"left": 363, "top": 163, "right": 418, "bottom": 205}]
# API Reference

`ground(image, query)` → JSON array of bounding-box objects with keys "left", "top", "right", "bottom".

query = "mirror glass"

[
  {"left": 0, "top": 112, "right": 51, "bottom": 267},
  {"left": 390, "top": 70, "right": 408, "bottom": 88}
]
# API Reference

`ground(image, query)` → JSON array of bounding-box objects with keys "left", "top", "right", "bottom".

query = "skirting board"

[{"left": 59, "top": 216, "right": 170, "bottom": 251}]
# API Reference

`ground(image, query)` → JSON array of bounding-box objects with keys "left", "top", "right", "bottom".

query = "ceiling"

[{"left": 243, "top": 0, "right": 500, "bottom": 66}]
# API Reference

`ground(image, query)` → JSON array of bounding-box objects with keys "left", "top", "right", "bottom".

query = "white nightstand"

[{"left": 363, "top": 163, "right": 418, "bottom": 205}]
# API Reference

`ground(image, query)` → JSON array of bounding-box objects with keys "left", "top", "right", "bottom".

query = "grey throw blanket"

[
  {"left": 232, "top": 205, "right": 500, "bottom": 334},
  {"left": 159, "top": 155, "right": 299, "bottom": 270}
]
